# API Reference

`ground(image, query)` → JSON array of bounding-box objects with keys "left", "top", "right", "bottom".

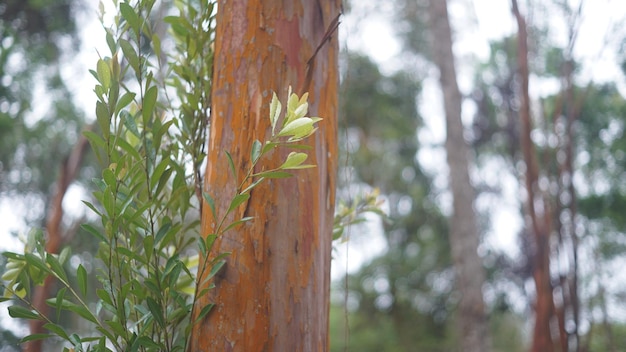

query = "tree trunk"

[
  {"left": 188, "top": 1, "right": 340, "bottom": 351},
  {"left": 511, "top": 1, "right": 555, "bottom": 351},
  {"left": 426, "top": 1, "right": 490, "bottom": 351}
]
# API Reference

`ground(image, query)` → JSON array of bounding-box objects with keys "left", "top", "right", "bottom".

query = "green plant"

[{"left": 0, "top": 1, "right": 384, "bottom": 350}]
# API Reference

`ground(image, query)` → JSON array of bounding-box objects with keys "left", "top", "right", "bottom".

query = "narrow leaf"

[
  {"left": 120, "top": 2, "right": 140, "bottom": 34},
  {"left": 241, "top": 177, "right": 265, "bottom": 194},
  {"left": 207, "top": 260, "right": 226, "bottom": 280},
  {"left": 194, "top": 303, "right": 214, "bottom": 324},
  {"left": 46, "top": 254, "right": 68, "bottom": 283},
  {"left": 203, "top": 192, "right": 216, "bottom": 219},
  {"left": 142, "top": 85, "right": 158, "bottom": 125},
  {"left": 77, "top": 265, "right": 87, "bottom": 297},
  {"left": 20, "top": 334, "right": 53, "bottom": 343},
  {"left": 55, "top": 287, "right": 67, "bottom": 321},
  {"left": 8, "top": 306, "right": 41, "bottom": 320},
  {"left": 146, "top": 297, "right": 165, "bottom": 328},
  {"left": 254, "top": 170, "right": 292, "bottom": 179},
  {"left": 269, "top": 92, "right": 281, "bottom": 133},
  {"left": 225, "top": 151, "right": 236, "bottom": 179},
  {"left": 44, "top": 322, "right": 70, "bottom": 341},
  {"left": 226, "top": 193, "right": 250, "bottom": 215},
  {"left": 251, "top": 139, "right": 262, "bottom": 163},
  {"left": 279, "top": 152, "right": 308, "bottom": 170},
  {"left": 223, "top": 217, "right": 254, "bottom": 232},
  {"left": 120, "top": 39, "right": 139, "bottom": 73},
  {"left": 96, "top": 59, "right": 111, "bottom": 90}
]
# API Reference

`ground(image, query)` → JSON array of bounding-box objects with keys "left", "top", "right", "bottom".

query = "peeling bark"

[{"left": 189, "top": 1, "right": 340, "bottom": 351}]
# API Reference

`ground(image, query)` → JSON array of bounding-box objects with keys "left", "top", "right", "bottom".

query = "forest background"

[{"left": 2, "top": 0, "right": 626, "bottom": 351}]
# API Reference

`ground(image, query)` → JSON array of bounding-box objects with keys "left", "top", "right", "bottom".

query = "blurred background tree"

[{"left": 0, "top": 1, "right": 98, "bottom": 351}]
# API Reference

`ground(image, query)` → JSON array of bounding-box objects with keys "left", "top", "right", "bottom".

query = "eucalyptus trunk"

[{"left": 188, "top": 1, "right": 340, "bottom": 350}]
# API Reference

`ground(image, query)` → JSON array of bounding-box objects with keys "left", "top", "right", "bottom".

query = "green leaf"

[
  {"left": 293, "top": 101, "right": 309, "bottom": 120},
  {"left": 105, "top": 30, "right": 116, "bottom": 54},
  {"left": 203, "top": 192, "right": 216, "bottom": 219},
  {"left": 116, "top": 137, "right": 142, "bottom": 161},
  {"left": 155, "top": 221, "right": 172, "bottom": 243},
  {"left": 96, "top": 289, "right": 113, "bottom": 306},
  {"left": 194, "top": 303, "right": 214, "bottom": 324},
  {"left": 204, "top": 234, "right": 217, "bottom": 252},
  {"left": 261, "top": 141, "right": 278, "bottom": 155},
  {"left": 116, "top": 92, "right": 136, "bottom": 115},
  {"left": 95, "top": 101, "right": 111, "bottom": 139},
  {"left": 143, "top": 235, "right": 154, "bottom": 262},
  {"left": 103, "top": 168, "right": 116, "bottom": 187},
  {"left": 1, "top": 267, "right": 20, "bottom": 282},
  {"left": 20, "top": 334, "right": 53, "bottom": 343},
  {"left": 146, "top": 297, "right": 165, "bottom": 328},
  {"left": 24, "top": 253, "right": 50, "bottom": 275},
  {"left": 277, "top": 117, "right": 321, "bottom": 140},
  {"left": 152, "top": 33, "right": 161, "bottom": 59},
  {"left": 58, "top": 247, "right": 71, "bottom": 265},
  {"left": 97, "top": 59, "right": 111, "bottom": 91},
  {"left": 77, "top": 265, "right": 87, "bottom": 297},
  {"left": 66, "top": 300, "right": 99, "bottom": 324},
  {"left": 280, "top": 152, "right": 308, "bottom": 170},
  {"left": 46, "top": 254, "right": 68, "bottom": 283},
  {"left": 44, "top": 322, "right": 70, "bottom": 341},
  {"left": 142, "top": 85, "right": 158, "bottom": 125},
  {"left": 102, "top": 189, "right": 114, "bottom": 216},
  {"left": 150, "top": 158, "right": 170, "bottom": 190},
  {"left": 80, "top": 224, "right": 106, "bottom": 242},
  {"left": 120, "top": 39, "right": 139, "bottom": 73},
  {"left": 83, "top": 130, "right": 106, "bottom": 150},
  {"left": 131, "top": 335, "right": 160, "bottom": 350},
  {"left": 8, "top": 306, "right": 41, "bottom": 320},
  {"left": 120, "top": 2, "right": 140, "bottom": 34},
  {"left": 207, "top": 259, "right": 226, "bottom": 280},
  {"left": 286, "top": 87, "right": 299, "bottom": 123},
  {"left": 269, "top": 92, "right": 281, "bottom": 133},
  {"left": 223, "top": 217, "right": 254, "bottom": 232},
  {"left": 254, "top": 170, "right": 293, "bottom": 179},
  {"left": 241, "top": 177, "right": 265, "bottom": 194},
  {"left": 251, "top": 139, "right": 262, "bottom": 163},
  {"left": 227, "top": 193, "right": 250, "bottom": 215},
  {"left": 225, "top": 151, "right": 237, "bottom": 179},
  {"left": 55, "top": 287, "right": 67, "bottom": 321}
]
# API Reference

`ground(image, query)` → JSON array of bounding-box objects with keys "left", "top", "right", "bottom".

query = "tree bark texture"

[
  {"left": 189, "top": 1, "right": 340, "bottom": 351},
  {"left": 511, "top": 1, "right": 555, "bottom": 351},
  {"left": 427, "top": 1, "right": 490, "bottom": 351}
]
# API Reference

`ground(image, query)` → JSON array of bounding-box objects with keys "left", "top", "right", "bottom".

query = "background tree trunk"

[
  {"left": 189, "top": 1, "right": 340, "bottom": 351},
  {"left": 427, "top": 1, "right": 490, "bottom": 351},
  {"left": 511, "top": 1, "right": 555, "bottom": 351}
]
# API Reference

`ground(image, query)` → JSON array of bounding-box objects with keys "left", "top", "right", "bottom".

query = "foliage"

[
  {"left": 332, "top": 52, "right": 455, "bottom": 350},
  {"left": 0, "top": 0, "right": 325, "bottom": 351}
]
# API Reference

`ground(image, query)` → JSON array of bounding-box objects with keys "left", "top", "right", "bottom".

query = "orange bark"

[
  {"left": 189, "top": 1, "right": 340, "bottom": 351},
  {"left": 511, "top": 1, "right": 555, "bottom": 351}
]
